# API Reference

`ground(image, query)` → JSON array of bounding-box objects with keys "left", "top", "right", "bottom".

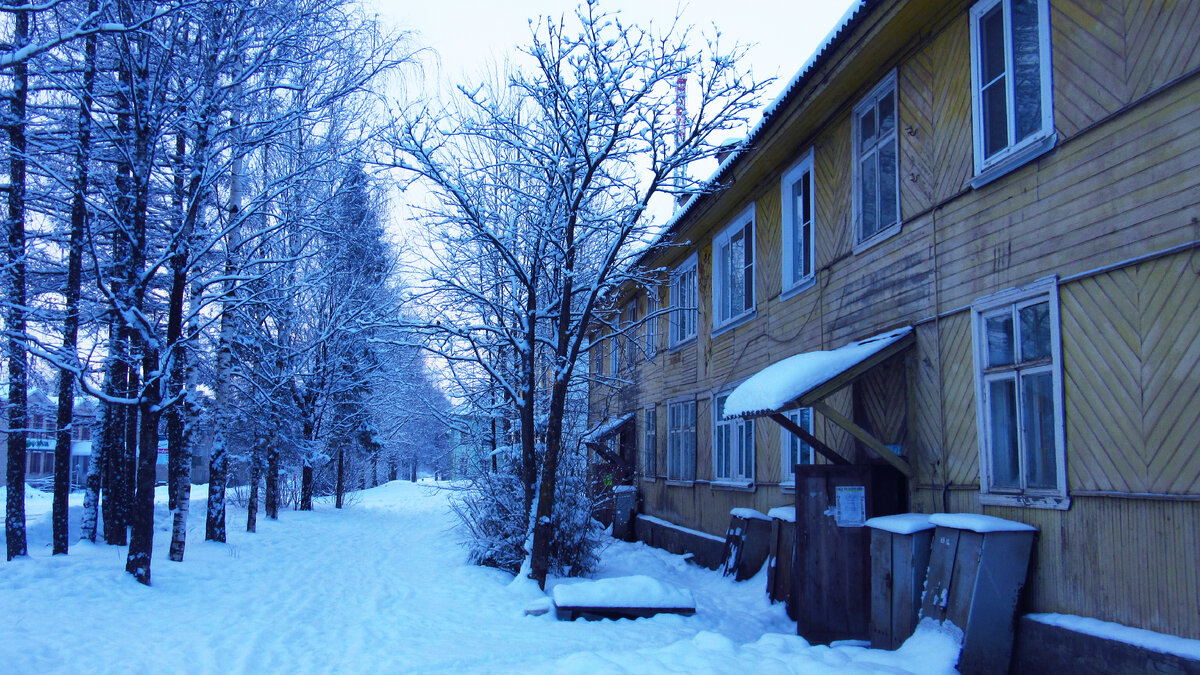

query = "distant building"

[{"left": 1, "top": 388, "right": 98, "bottom": 488}]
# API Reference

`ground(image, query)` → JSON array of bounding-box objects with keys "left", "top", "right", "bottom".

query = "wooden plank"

[
  {"left": 812, "top": 401, "right": 912, "bottom": 477},
  {"left": 770, "top": 412, "right": 849, "bottom": 466},
  {"left": 870, "top": 529, "right": 893, "bottom": 649},
  {"left": 921, "top": 526, "right": 959, "bottom": 623}
]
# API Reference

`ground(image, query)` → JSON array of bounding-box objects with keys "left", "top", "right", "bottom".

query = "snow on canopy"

[
  {"left": 723, "top": 327, "right": 912, "bottom": 418},
  {"left": 581, "top": 412, "right": 635, "bottom": 443}
]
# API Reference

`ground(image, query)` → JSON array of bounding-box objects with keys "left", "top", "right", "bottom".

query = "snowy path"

[{"left": 0, "top": 482, "right": 960, "bottom": 674}]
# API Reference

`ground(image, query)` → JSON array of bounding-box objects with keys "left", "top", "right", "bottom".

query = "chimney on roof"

[{"left": 716, "top": 138, "right": 742, "bottom": 168}]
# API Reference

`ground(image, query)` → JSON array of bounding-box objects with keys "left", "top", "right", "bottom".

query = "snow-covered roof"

[
  {"left": 581, "top": 412, "right": 635, "bottom": 443},
  {"left": 723, "top": 327, "right": 912, "bottom": 418}
]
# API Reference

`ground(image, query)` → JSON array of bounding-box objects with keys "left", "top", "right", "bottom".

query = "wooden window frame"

[
  {"left": 666, "top": 397, "right": 697, "bottom": 483},
  {"left": 712, "top": 204, "right": 756, "bottom": 330},
  {"left": 780, "top": 406, "right": 815, "bottom": 486},
  {"left": 971, "top": 275, "right": 1069, "bottom": 509},
  {"left": 969, "top": 0, "right": 1055, "bottom": 178},
  {"left": 643, "top": 405, "right": 657, "bottom": 480},
  {"left": 780, "top": 150, "right": 816, "bottom": 296},
  {"left": 713, "top": 391, "right": 754, "bottom": 486},
  {"left": 669, "top": 254, "right": 698, "bottom": 348},
  {"left": 645, "top": 293, "right": 659, "bottom": 360},
  {"left": 852, "top": 71, "right": 901, "bottom": 250}
]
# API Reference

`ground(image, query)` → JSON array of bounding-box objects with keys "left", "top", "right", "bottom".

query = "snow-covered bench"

[{"left": 552, "top": 575, "right": 696, "bottom": 621}]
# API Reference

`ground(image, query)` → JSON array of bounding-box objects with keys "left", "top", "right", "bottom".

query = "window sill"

[
  {"left": 779, "top": 277, "right": 816, "bottom": 302},
  {"left": 665, "top": 479, "right": 696, "bottom": 487},
  {"left": 980, "top": 491, "right": 1071, "bottom": 510},
  {"left": 969, "top": 132, "right": 1058, "bottom": 190},
  {"left": 712, "top": 309, "right": 758, "bottom": 339},
  {"left": 711, "top": 481, "right": 756, "bottom": 492},
  {"left": 853, "top": 221, "right": 902, "bottom": 255},
  {"left": 668, "top": 336, "right": 697, "bottom": 354}
]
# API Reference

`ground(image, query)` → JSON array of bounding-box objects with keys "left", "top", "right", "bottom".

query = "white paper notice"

[{"left": 836, "top": 486, "right": 866, "bottom": 527}]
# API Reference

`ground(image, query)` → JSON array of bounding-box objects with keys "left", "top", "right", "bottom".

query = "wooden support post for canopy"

[
  {"left": 770, "top": 413, "right": 850, "bottom": 466},
  {"left": 811, "top": 401, "right": 911, "bottom": 477}
]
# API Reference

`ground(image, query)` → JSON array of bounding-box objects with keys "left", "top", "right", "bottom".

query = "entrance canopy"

[{"left": 724, "top": 327, "right": 914, "bottom": 476}]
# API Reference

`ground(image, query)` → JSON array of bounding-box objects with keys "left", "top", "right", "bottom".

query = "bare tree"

[{"left": 392, "top": 2, "right": 767, "bottom": 586}]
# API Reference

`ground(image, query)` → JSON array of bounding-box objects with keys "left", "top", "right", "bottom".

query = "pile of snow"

[
  {"left": 724, "top": 327, "right": 911, "bottom": 417},
  {"left": 1028, "top": 614, "right": 1200, "bottom": 661},
  {"left": 928, "top": 512, "right": 1036, "bottom": 533},
  {"left": 2, "top": 480, "right": 962, "bottom": 673},
  {"left": 865, "top": 513, "right": 936, "bottom": 535},
  {"left": 553, "top": 575, "right": 694, "bottom": 610}
]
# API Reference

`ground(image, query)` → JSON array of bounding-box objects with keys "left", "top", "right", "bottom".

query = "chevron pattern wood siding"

[
  {"left": 928, "top": 17, "right": 974, "bottom": 203},
  {"left": 898, "top": 50, "right": 936, "bottom": 217},
  {"left": 1061, "top": 252, "right": 1200, "bottom": 495},
  {"left": 815, "top": 119, "right": 854, "bottom": 267},
  {"left": 1053, "top": 0, "right": 1200, "bottom": 137}
]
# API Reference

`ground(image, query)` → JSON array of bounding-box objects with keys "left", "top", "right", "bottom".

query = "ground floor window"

[
  {"left": 667, "top": 399, "right": 696, "bottom": 481},
  {"left": 781, "top": 407, "right": 814, "bottom": 485},
  {"left": 971, "top": 276, "right": 1068, "bottom": 508},
  {"left": 713, "top": 393, "right": 753, "bottom": 484},
  {"left": 644, "top": 406, "right": 657, "bottom": 478}
]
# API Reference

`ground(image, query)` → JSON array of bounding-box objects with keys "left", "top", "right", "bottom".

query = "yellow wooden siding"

[
  {"left": 1060, "top": 268, "right": 1145, "bottom": 493},
  {"left": 1051, "top": 0, "right": 1130, "bottom": 138},
  {"left": 939, "top": 312, "right": 980, "bottom": 486},
  {"left": 927, "top": 15, "right": 974, "bottom": 203},
  {"left": 897, "top": 48, "right": 936, "bottom": 217},
  {"left": 1125, "top": 0, "right": 1200, "bottom": 100},
  {"left": 815, "top": 118, "right": 854, "bottom": 267},
  {"left": 981, "top": 494, "right": 1200, "bottom": 640}
]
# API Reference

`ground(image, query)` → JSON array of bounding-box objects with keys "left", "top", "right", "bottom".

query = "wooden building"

[{"left": 589, "top": 0, "right": 1200, "bottom": 648}]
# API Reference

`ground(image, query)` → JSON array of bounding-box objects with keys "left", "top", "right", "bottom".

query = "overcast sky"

[
  {"left": 366, "top": 0, "right": 859, "bottom": 248},
  {"left": 368, "top": 0, "right": 859, "bottom": 109}
]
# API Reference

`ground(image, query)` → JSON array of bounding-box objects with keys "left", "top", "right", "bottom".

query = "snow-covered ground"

[{"left": 1, "top": 481, "right": 962, "bottom": 674}]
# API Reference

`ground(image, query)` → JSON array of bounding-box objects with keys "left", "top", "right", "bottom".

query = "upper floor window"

[
  {"left": 971, "top": 276, "right": 1067, "bottom": 508},
  {"left": 970, "top": 0, "right": 1053, "bottom": 175},
  {"left": 781, "top": 407, "right": 814, "bottom": 485},
  {"left": 643, "top": 405, "right": 657, "bottom": 478},
  {"left": 609, "top": 331, "right": 619, "bottom": 376},
  {"left": 670, "top": 254, "right": 698, "bottom": 346},
  {"left": 713, "top": 392, "right": 754, "bottom": 484},
  {"left": 781, "top": 152, "right": 815, "bottom": 293},
  {"left": 667, "top": 398, "right": 696, "bottom": 482},
  {"left": 621, "top": 299, "right": 637, "bottom": 365},
  {"left": 645, "top": 293, "right": 659, "bottom": 360},
  {"left": 713, "top": 205, "right": 755, "bottom": 329},
  {"left": 853, "top": 72, "right": 899, "bottom": 245}
]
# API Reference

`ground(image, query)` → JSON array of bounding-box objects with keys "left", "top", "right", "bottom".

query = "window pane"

[
  {"left": 1022, "top": 371, "right": 1057, "bottom": 489},
  {"left": 981, "top": 5, "right": 1007, "bottom": 83},
  {"left": 743, "top": 225, "right": 754, "bottom": 311},
  {"left": 860, "top": 155, "right": 878, "bottom": 238},
  {"left": 800, "top": 171, "right": 811, "bottom": 224},
  {"left": 1011, "top": 0, "right": 1043, "bottom": 142},
  {"left": 878, "top": 92, "right": 895, "bottom": 138},
  {"left": 988, "top": 378, "right": 1020, "bottom": 488},
  {"left": 986, "top": 313, "right": 1014, "bottom": 366},
  {"left": 1019, "top": 301, "right": 1051, "bottom": 361},
  {"left": 858, "top": 107, "right": 875, "bottom": 147},
  {"left": 982, "top": 78, "right": 1009, "bottom": 157},
  {"left": 879, "top": 138, "right": 898, "bottom": 229}
]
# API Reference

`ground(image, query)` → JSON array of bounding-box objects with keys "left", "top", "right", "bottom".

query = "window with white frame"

[
  {"left": 970, "top": 0, "right": 1053, "bottom": 174},
  {"left": 713, "top": 205, "right": 755, "bottom": 328},
  {"left": 644, "top": 405, "right": 657, "bottom": 478},
  {"left": 609, "top": 332, "right": 619, "bottom": 375},
  {"left": 645, "top": 293, "right": 659, "bottom": 360},
  {"left": 713, "top": 393, "right": 754, "bottom": 484},
  {"left": 781, "top": 152, "right": 815, "bottom": 292},
  {"left": 670, "top": 255, "right": 698, "bottom": 346},
  {"left": 781, "top": 407, "right": 814, "bottom": 485},
  {"left": 667, "top": 399, "right": 696, "bottom": 481},
  {"left": 591, "top": 339, "right": 604, "bottom": 377},
  {"left": 972, "top": 277, "right": 1067, "bottom": 507},
  {"left": 622, "top": 300, "right": 637, "bottom": 365},
  {"left": 853, "top": 72, "right": 899, "bottom": 244}
]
